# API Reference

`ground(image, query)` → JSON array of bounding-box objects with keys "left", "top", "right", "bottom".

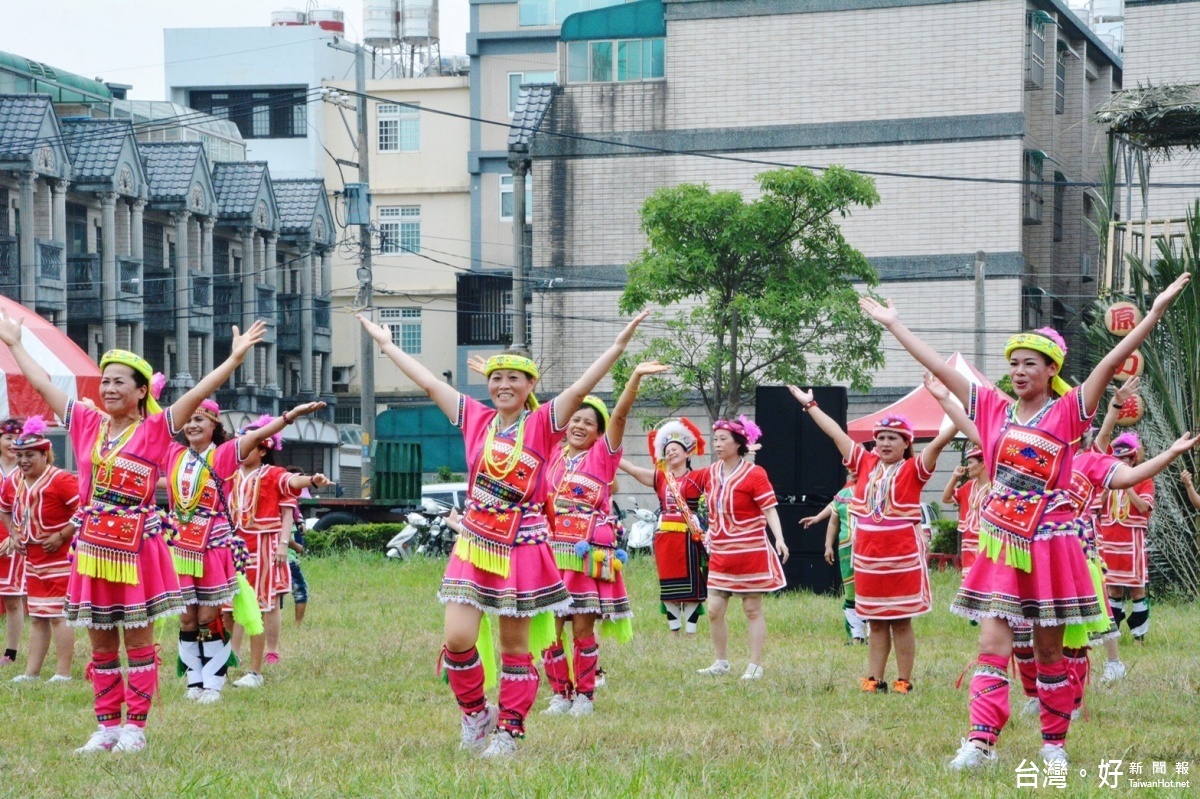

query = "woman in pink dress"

[
  {"left": 0, "top": 314, "right": 266, "bottom": 755},
  {"left": 791, "top": 387, "right": 954, "bottom": 694},
  {"left": 0, "top": 417, "right": 23, "bottom": 667},
  {"left": 360, "top": 310, "right": 648, "bottom": 758},
  {"left": 1, "top": 417, "right": 79, "bottom": 683},
  {"left": 857, "top": 271, "right": 1192, "bottom": 770},
  {"left": 168, "top": 398, "right": 326, "bottom": 703},
  {"left": 540, "top": 360, "right": 667, "bottom": 718},
  {"left": 695, "top": 416, "right": 790, "bottom": 681}
]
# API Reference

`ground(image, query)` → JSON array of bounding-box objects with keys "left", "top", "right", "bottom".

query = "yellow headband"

[
  {"left": 99, "top": 349, "right": 162, "bottom": 414},
  {"left": 483, "top": 354, "right": 539, "bottom": 411},
  {"left": 579, "top": 395, "right": 610, "bottom": 430},
  {"left": 1004, "top": 333, "right": 1071, "bottom": 397}
]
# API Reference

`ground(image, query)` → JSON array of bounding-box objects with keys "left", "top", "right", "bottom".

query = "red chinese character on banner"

[
  {"left": 1115, "top": 396, "right": 1144, "bottom": 426},
  {"left": 1106, "top": 302, "right": 1143, "bottom": 337},
  {"left": 1113, "top": 349, "right": 1144, "bottom": 381}
]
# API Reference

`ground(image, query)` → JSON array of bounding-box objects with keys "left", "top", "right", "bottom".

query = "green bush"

[
  {"left": 306, "top": 524, "right": 405, "bottom": 556},
  {"left": 929, "top": 518, "right": 960, "bottom": 555}
]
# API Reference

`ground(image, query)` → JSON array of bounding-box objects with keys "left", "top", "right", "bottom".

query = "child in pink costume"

[
  {"left": 0, "top": 317, "right": 268, "bottom": 755},
  {"left": 859, "top": 274, "right": 1193, "bottom": 771},
  {"left": 361, "top": 311, "right": 648, "bottom": 758}
]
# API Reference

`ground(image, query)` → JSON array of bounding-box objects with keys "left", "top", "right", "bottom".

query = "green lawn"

[{"left": 1, "top": 552, "right": 1197, "bottom": 798}]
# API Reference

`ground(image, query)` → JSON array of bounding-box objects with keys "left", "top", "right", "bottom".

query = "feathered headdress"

[
  {"left": 13, "top": 415, "right": 51, "bottom": 451},
  {"left": 648, "top": 417, "right": 706, "bottom": 463},
  {"left": 1111, "top": 432, "right": 1141, "bottom": 460},
  {"left": 238, "top": 414, "right": 283, "bottom": 451}
]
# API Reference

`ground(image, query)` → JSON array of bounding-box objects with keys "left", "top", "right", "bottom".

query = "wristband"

[
  {"left": 801, "top": 400, "right": 818, "bottom": 412},
  {"left": 282, "top": 411, "right": 294, "bottom": 425}
]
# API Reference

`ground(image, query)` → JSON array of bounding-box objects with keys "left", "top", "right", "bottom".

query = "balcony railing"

[
  {"left": 34, "top": 240, "right": 66, "bottom": 311},
  {"left": 37, "top": 240, "right": 62, "bottom": 281},
  {"left": 0, "top": 236, "right": 15, "bottom": 300},
  {"left": 119, "top": 257, "right": 142, "bottom": 297},
  {"left": 144, "top": 269, "right": 174, "bottom": 334},
  {"left": 1104, "top": 218, "right": 1189, "bottom": 293},
  {"left": 277, "top": 293, "right": 301, "bottom": 351},
  {"left": 69, "top": 254, "right": 101, "bottom": 299},
  {"left": 214, "top": 280, "right": 241, "bottom": 337},
  {"left": 313, "top": 297, "right": 332, "bottom": 332},
  {"left": 256, "top": 285, "right": 276, "bottom": 319}
]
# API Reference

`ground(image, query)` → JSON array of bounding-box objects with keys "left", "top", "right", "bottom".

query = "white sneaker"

[
  {"left": 541, "top": 694, "right": 573, "bottom": 716},
  {"left": 47, "top": 674, "right": 72, "bottom": 684},
  {"left": 568, "top": 695, "right": 594, "bottom": 717},
  {"left": 74, "top": 725, "right": 120, "bottom": 755},
  {"left": 112, "top": 724, "right": 146, "bottom": 753},
  {"left": 480, "top": 730, "right": 518, "bottom": 759},
  {"left": 948, "top": 738, "right": 998, "bottom": 771},
  {"left": 196, "top": 688, "right": 223, "bottom": 705},
  {"left": 741, "top": 664, "right": 764, "bottom": 680},
  {"left": 697, "top": 660, "right": 731, "bottom": 676},
  {"left": 10, "top": 674, "right": 39, "bottom": 683},
  {"left": 459, "top": 704, "right": 498, "bottom": 752},
  {"left": 1022, "top": 697, "right": 1039, "bottom": 717},
  {"left": 1040, "top": 743, "right": 1069, "bottom": 767},
  {"left": 1099, "top": 660, "right": 1126, "bottom": 686},
  {"left": 594, "top": 669, "right": 607, "bottom": 688},
  {"left": 232, "top": 672, "right": 264, "bottom": 689},
  {"left": 185, "top": 686, "right": 204, "bottom": 700}
]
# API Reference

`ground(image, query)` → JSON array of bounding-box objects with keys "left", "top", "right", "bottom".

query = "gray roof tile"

[
  {"left": 212, "top": 161, "right": 268, "bottom": 218},
  {"left": 140, "top": 141, "right": 203, "bottom": 202},
  {"left": 508, "top": 83, "right": 555, "bottom": 149},
  {"left": 0, "top": 94, "right": 54, "bottom": 161},
  {"left": 273, "top": 179, "right": 324, "bottom": 234},
  {"left": 61, "top": 119, "right": 133, "bottom": 181}
]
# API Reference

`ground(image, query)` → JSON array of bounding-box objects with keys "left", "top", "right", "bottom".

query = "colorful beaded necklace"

[
  {"left": 91, "top": 417, "right": 142, "bottom": 488},
  {"left": 171, "top": 446, "right": 214, "bottom": 522},
  {"left": 865, "top": 459, "right": 902, "bottom": 522},
  {"left": 481, "top": 411, "right": 528, "bottom": 479}
]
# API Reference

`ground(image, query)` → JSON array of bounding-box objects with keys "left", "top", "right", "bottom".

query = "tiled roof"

[
  {"left": 274, "top": 179, "right": 324, "bottom": 234},
  {"left": 140, "top": 141, "right": 202, "bottom": 201},
  {"left": 0, "top": 94, "right": 53, "bottom": 160},
  {"left": 508, "top": 83, "right": 555, "bottom": 149},
  {"left": 212, "top": 161, "right": 269, "bottom": 218},
  {"left": 61, "top": 119, "right": 132, "bottom": 181}
]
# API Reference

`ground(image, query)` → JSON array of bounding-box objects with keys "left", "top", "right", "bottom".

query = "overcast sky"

[{"left": 0, "top": 0, "right": 470, "bottom": 101}]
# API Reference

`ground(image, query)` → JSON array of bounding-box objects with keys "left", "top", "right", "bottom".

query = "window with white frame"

[
  {"left": 1024, "top": 151, "right": 1044, "bottom": 225},
  {"left": 379, "top": 206, "right": 421, "bottom": 254},
  {"left": 508, "top": 71, "right": 557, "bottom": 115},
  {"left": 567, "top": 38, "right": 665, "bottom": 83},
  {"left": 1027, "top": 12, "right": 1047, "bottom": 89},
  {"left": 378, "top": 103, "right": 419, "bottom": 152},
  {"left": 500, "top": 174, "right": 533, "bottom": 222},
  {"left": 379, "top": 308, "right": 422, "bottom": 355}
]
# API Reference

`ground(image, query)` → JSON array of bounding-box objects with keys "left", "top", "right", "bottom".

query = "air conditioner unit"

[{"left": 332, "top": 366, "right": 352, "bottom": 392}]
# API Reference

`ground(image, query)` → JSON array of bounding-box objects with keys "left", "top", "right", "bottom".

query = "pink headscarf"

[{"left": 873, "top": 414, "right": 914, "bottom": 443}]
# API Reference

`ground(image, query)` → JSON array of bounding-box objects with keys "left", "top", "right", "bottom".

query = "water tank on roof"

[
  {"left": 1090, "top": 0, "right": 1124, "bottom": 21},
  {"left": 363, "top": 0, "right": 400, "bottom": 47},
  {"left": 400, "top": 0, "right": 439, "bottom": 45},
  {"left": 310, "top": 8, "right": 347, "bottom": 34},
  {"left": 271, "top": 9, "right": 307, "bottom": 26}
]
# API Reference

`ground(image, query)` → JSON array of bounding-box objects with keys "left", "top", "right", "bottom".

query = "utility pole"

[
  {"left": 974, "top": 250, "right": 987, "bottom": 376},
  {"left": 331, "top": 39, "right": 375, "bottom": 497},
  {"left": 508, "top": 145, "right": 529, "bottom": 350}
]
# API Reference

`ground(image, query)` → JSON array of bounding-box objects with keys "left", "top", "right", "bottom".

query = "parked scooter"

[
  {"left": 387, "top": 498, "right": 457, "bottom": 559},
  {"left": 624, "top": 495, "right": 659, "bottom": 552}
]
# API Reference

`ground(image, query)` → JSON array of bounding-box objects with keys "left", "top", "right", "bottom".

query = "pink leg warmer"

[
  {"left": 966, "top": 653, "right": 1011, "bottom": 747},
  {"left": 1037, "top": 658, "right": 1073, "bottom": 745},
  {"left": 497, "top": 653, "right": 540, "bottom": 738},
  {"left": 441, "top": 646, "right": 487, "bottom": 716},
  {"left": 572, "top": 635, "right": 600, "bottom": 699},
  {"left": 123, "top": 645, "right": 160, "bottom": 728},
  {"left": 541, "top": 643, "right": 572, "bottom": 698},
  {"left": 1064, "top": 647, "right": 1089, "bottom": 714},
  {"left": 88, "top": 652, "right": 124, "bottom": 728},
  {"left": 1012, "top": 623, "right": 1037, "bottom": 698}
]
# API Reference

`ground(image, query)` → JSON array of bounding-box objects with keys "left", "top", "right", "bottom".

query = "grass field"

[{"left": 1, "top": 551, "right": 1197, "bottom": 798}]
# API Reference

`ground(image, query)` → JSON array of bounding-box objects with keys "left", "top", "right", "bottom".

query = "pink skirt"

[
  {"left": 66, "top": 535, "right": 185, "bottom": 629},
  {"left": 960, "top": 528, "right": 980, "bottom": 579},
  {"left": 560, "top": 567, "right": 632, "bottom": 619},
  {"left": 951, "top": 522, "right": 1103, "bottom": 627},
  {"left": 440, "top": 541, "right": 570, "bottom": 617},
  {"left": 1097, "top": 523, "right": 1147, "bottom": 588},
  {"left": 242, "top": 531, "right": 292, "bottom": 612},
  {"left": 177, "top": 546, "right": 239, "bottom": 608}
]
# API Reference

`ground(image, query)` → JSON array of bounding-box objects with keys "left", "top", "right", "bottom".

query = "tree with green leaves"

[{"left": 616, "top": 165, "right": 883, "bottom": 421}]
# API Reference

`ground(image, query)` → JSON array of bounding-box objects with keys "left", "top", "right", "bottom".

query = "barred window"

[
  {"left": 379, "top": 206, "right": 420, "bottom": 255},
  {"left": 379, "top": 307, "right": 422, "bottom": 354},
  {"left": 378, "top": 103, "right": 419, "bottom": 152}
]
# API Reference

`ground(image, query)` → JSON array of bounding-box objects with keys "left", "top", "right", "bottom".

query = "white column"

[
  {"left": 320, "top": 248, "right": 333, "bottom": 395},
  {"left": 50, "top": 180, "right": 68, "bottom": 331},
  {"left": 17, "top": 173, "right": 36, "bottom": 308},
  {"left": 264, "top": 233, "right": 279, "bottom": 393},
  {"left": 100, "top": 192, "right": 118, "bottom": 352},
  {"left": 240, "top": 227, "right": 257, "bottom": 387},
  {"left": 130, "top": 200, "right": 146, "bottom": 353},
  {"left": 172, "top": 211, "right": 193, "bottom": 386},
  {"left": 201, "top": 218, "right": 215, "bottom": 375},
  {"left": 299, "top": 243, "right": 314, "bottom": 394}
]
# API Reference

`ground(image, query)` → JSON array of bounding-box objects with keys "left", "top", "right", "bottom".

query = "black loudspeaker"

[
  {"left": 774, "top": 503, "right": 842, "bottom": 595},
  {"left": 753, "top": 385, "right": 848, "bottom": 505}
]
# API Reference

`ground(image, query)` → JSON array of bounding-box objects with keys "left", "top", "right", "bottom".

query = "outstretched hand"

[
  {"left": 631, "top": 360, "right": 670, "bottom": 379},
  {"left": 858, "top": 296, "right": 899, "bottom": 327},
  {"left": 1113, "top": 375, "right": 1140, "bottom": 405},
  {"left": 923, "top": 371, "right": 950, "bottom": 401},
  {"left": 357, "top": 313, "right": 392, "bottom": 347},
  {"left": 1182, "top": 470, "right": 1194, "bottom": 488},
  {"left": 787, "top": 385, "right": 813, "bottom": 405},
  {"left": 230, "top": 320, "right": 268, "bottom": 360},
  {"left": 1167, "top": 432, "right": 1200, "bottom": 457},
  {"left": 467, "top": 355, "right": 488, "bottom": 376},
  {"left": 288, "top": 401, "right": 327, "bottom": 420},
  {"left": 0, "top": 313, "right": 24, "bottom": 348},
  {"left": 614, "top": 310, "right": 652, "bottom": 346},
  {"left": 1151, "top": 272, "right": 1191, "bottom": 316},
  {"left": 310, "top": 473, "right": 333, "bottom": 488}
]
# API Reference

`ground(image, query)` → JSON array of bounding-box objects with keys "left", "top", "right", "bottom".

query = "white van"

[{"left": 421, "top": 482, "right": 468, "bottom": 511}]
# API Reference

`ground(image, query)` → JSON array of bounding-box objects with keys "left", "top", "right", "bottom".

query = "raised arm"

[
  {"left": 288, "top": 472, "right": 334, "bottom": 493},
  {"left": 1095, "top": 377, "right": 1139, "bottom": 453},
  {"left": 942, "top": 465, "right": 965, "bottom": 505},
  {"left": 359, "top": 313, "right": 459, "bottom": 420},
  {"left": 172, "top": 321, "right": 267, "bottom": 424},
  {"left": 553, "top": 311, "right": 650, "bottom": 426},
  {"left": 920, "top": 425, "right": 958, "bottom": 474},
  {"left": 0, "top": 314, "right": 69, "bottom": 420},
  {"left": 859, "top": 297, "right": 972, "bottom": 404},
  {"left": 801, "top": 502, "right": 834, "bottom": 528},
  {"left": 618, "top": 458, "right": 656, "bottom": 488},
  {"left": 788, "top": 385, "right": 854, "bottom": 459},
  {"left": 605, "top": 361, "right": 669, "bottom": 451},
  {"left": 1109, "top": 432, "right": 1200, "bottom": 490},
  {"left": 1083, "top": 273, "right": 1190, "bottom": 414},
  {"left": 1182, "top": 470, "right": 1200, "bottom": 510},
  {"left": 924, "top": 372, "right": 982, "bottom": 448},
  {"left": 236, "top": 401, "right": 327, "bottom": 461}
]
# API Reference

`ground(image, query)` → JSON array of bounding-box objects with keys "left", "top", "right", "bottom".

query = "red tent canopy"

[
  {"left": 847, "top": 353, "right": 995, "bottom": 443},
  {"left": 0, "top": 296, "right": 101, "bottom": 422}
]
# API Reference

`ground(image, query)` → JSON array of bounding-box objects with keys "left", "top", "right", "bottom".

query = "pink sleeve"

[
  {"left": 456, "top": 394, "right": 493, "bottom": 456},
  {"left": 584, "top": 440, "right": 623, "bottom": 483},
  {"left": 751, "top": 466, "right": 778, "bottom": 510},
  {"left": 1078, "top": 451, "right": 1121, "bottom": 491},
  {"left": 64, "top": 398, "right": 103, "bottom": 468},
  {"left": 211, "top": 439, "right": 241, "bottom": 480},
  {"left": 140, "top": 412, "right": 176, "bottom": 471}
]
